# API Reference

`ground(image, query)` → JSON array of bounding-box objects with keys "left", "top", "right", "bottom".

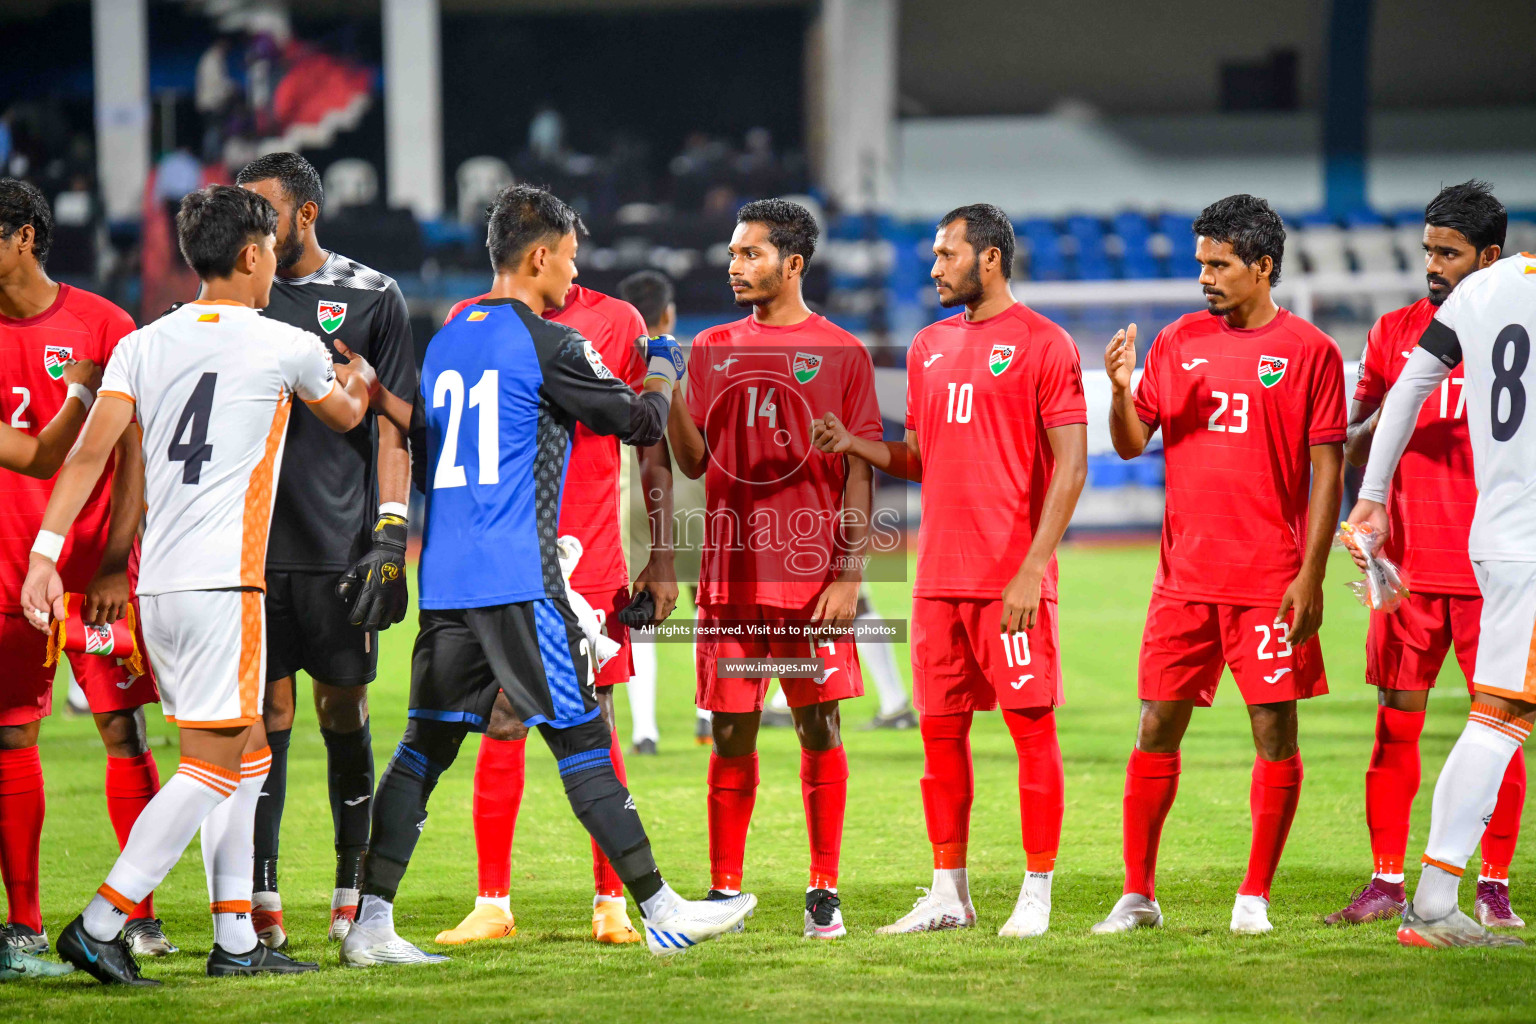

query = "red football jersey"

[
  {"left": 0, "top": 285, "right": 133, "bottom": 614},
  {"left": 1133, "top": 308, "right": 1346, "bottom": 606},
  {"left": 1353, "top": 297, "right": 1477, "bottom": 596},
  {"left": 906, "top": 303, "right": 1087, "bottom": 600},
  {"left": 447, "top": 285, "right": 646, "bottom": 592},
  {"left": 686, "top": 313, "right": 883, "bottom": 609}
]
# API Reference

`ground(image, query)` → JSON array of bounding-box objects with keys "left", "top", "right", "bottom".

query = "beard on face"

[
  {"left": 274, "top": 210, "right": 305, "bottom": 271},
  {"left": 733, "top": 260, "right": 786, "bottom": 307},
  {"left": 1427, "top": 273, "right": 1453, "bottom": 306},
  {"left": 937, "top": 259, "right": 983, "bottom": 308}
]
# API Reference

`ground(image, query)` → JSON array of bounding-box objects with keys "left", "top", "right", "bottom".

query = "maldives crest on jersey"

[
  {"left": 1257, "top": 354, "right": 1287, "bottom": 388},
  {"left": 43, "top": 346, "right": 73, "bottom": 380},
  {"left": 989, "top": 343, "right": 1016, "bottom": 376},
  {"left": 317, "top": 300, "right": 348, "bottom": 334},
  {"left": 83, "top": 623, "right": 114, "bottom": 654},
  {"left": 793, "top": 352, "right": 822, "bottom": 384}
]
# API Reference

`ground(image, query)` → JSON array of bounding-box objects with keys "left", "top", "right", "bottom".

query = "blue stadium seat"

[{"left": 1019, "top": 217, "right": 1067, "bottom": 281}]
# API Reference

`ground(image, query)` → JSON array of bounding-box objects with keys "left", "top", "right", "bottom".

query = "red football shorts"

[
  {"left": 0, "top": 609, "right": 159, "bottom": 727},
  {"left": 694, "top": 599, "right": 864, "bottom": 714},
  {"left": 1366, "top": 590, "right": 1480, "bottom": 694},
  {"left": 1137, "top": 593, "right": 1326, "bottom": 706},
  {"left": 911, "top": 596, "right": 1063, "bottom": 714},
  {"left": 581, "top": 585, "right": 635, "bottom": 688}
]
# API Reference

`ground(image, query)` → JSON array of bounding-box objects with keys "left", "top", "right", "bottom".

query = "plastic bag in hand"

[{"left": 1336, "top": 522, "right": 1410, "bottom": 613}]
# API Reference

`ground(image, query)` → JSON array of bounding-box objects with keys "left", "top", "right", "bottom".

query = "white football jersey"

[
  {"left": 1427, "top": 252, "right": 1536, "bottom": 561},
  {"left": 99, "top": 301, "right": 337, "bottom": 594}
]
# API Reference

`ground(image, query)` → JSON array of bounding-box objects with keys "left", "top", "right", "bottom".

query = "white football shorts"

[
  {"left": 139, "top": 588, "right": 266, "bottom": 728},
  {"left": 1471, "top": 560, "right": 1536, "bottom": 702}
]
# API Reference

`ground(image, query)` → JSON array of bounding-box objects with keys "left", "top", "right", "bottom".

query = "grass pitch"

[{"left": 9, "top": 545, "right": 1534, "bottom": 1022}]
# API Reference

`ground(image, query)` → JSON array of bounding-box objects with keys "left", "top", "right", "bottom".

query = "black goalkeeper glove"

[
  {"left": 616, "top": 590, "right": 655, "bottom": 629},
  {"left": 337, "top": 512, "right": 409, "bottom": 630}
]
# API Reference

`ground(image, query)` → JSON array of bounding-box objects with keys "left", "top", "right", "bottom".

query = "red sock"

[
  {"left": 920, "top": 712, "right": 973, "bottom": 868},
  {"left": 592, "top": 730, "right": 627, "bottom": 898},
  {"left": 473, "top": 736, "right": 526, "bottom": 899},
  {"left": 0, "top": 746, "right": 45, "bottom": 931},
  {"left": 1003, "top": 708, "right": 1064, "bottom": 873},
  {"left": 1123, "top": 748, "right": 1180, "bottom": 898},
  {"left": 707, "top": 752, "right": 758, "bottom": 891},
  {"left": 1365, "top": 706, "right": 1423, "bottom": 876},
  {"left": 1239, "top": 752, "right": 1304, "bottom": 900},
  {"left": 801, "top": 745, "right": 848, "bottom": 890},
  {"left": 105, "top": 752, "right": 161, "bottom": 919},
  {"left": 1482, "top": 745, "right": 1526, "bottom": 880}
]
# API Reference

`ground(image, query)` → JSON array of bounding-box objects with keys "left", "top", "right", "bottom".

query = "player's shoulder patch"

[{"left": 581, "top": 337, "right": 613, "bottom": 379}]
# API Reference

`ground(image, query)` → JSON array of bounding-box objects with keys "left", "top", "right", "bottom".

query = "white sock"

[
  {"left": 931, "top": 867, "right": 970, "bottom": 906},
  {"left": 83, "top": 761, "right": 238, "bottom": 941},
  {"left": 768, "top": 684, "right": 791, "bottom": 713},
  {"left": 1478, "top": 873, "right": 1509, "bottom": 885},
  {"left": 628, "top": 641, "right": 659, "bottom": 745},
  {"left": 476, "top": 894, "right": 511, "bottom": 914},
  {"left": 1373, "top": 872, "right": 1405, "bottom": 885},
  {"left": 357, "top": 894, "right": 394, "bottom": 930},
  {"left": 1415, "top": 705, "right": 1530, "bottom": 919},
  {"left": 1024, "top": 869, "right": 1053, "bottom": 905},
  {"left": 202, "top": 749, "right": 269, "bottom": 952},
  {"left": 640, "top": 883, "right": 681, "bottom": 923},
  {"left": 333, "top": 887, "right": 361, "bottom": 910},
  {"left": 696, "top": 708, "right": 712, "bottom": 723},
  {"left": 594, "top": 893, "right": 625, "bottom": 907},
  {"left": 857, "top": 609, "right": 909, "bottom": 716}
]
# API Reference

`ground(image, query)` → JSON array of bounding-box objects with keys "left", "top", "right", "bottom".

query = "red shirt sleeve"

[
  {"left": 1353, "top": 316, "right": 1388, "bottom": 405},
  {"left": 1131, "top": 330, "right": 1165, "bottom": 426},
  {"left": 445, "top": 295, "right": 481, "bottom": 326},
  {"left": 843, "top": 344, "right": 884, "bottom": 440},
  {"left": 1308, "top": 339, "right": 1348, "bottom": 445},
  {"left": 616, "top": 305, "right": 648, "bottom": 392},
  {"left": 685, "top": 335, "right": 711, "bottom": 429},
  {"left": 904, "top": 337, "right": 924, "bottom": 432},
  {"left": 1037, "top": 330, "right": 1087, "bottom": 428}
]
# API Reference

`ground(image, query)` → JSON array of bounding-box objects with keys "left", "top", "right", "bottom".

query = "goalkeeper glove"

[
  {"left": 337, "top": 511, "right": 409, "bottom": 630},
  {"left": 644, "top": 334, "right": 686, "bottom": 388}
]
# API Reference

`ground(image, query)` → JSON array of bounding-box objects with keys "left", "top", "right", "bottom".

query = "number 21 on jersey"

[{"left": 433, "top": 369, "right": 500, "bottom": 488}]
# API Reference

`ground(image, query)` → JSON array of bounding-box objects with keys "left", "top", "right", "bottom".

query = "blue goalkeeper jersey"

[{"left": 417, "top": 298, "right": 666, "bottom": 609}]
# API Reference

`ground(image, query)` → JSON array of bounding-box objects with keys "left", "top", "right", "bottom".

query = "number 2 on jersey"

[
  {"left": 433, "top": 369, "right": 500, "bottom": 489},
  {"left": 168, "top": 372, "right": 217, "bottom": 484}
]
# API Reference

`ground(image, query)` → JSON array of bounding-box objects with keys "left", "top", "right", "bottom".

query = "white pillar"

[
  {"left": 808, "top": 0, "right": 897, "bottom": 212},
  {"left": 93, "top": 0, "right": 150, "bottom": 222},
  {"left": 382, "top": 0, "right": 443, "bottom": 219}
]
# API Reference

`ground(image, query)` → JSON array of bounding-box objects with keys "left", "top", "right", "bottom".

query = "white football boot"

[
  {"left": 1090, "top": 893, "right": 1164, "bottom": 934},
  {"left": 1230, "top": 894, "right": 1273, "bottom": 934},
  {"left": 998, "top": 888, "right": 1051, "bottom": 938},
  {"left": 643, "top": 892, "right": 757, "bottom": 956},
  {"left": 340, "top": 900, "right": 449, "bottom": 967},
  {"left": 876, "top": 888, "right": 976, "bottom": 935}
]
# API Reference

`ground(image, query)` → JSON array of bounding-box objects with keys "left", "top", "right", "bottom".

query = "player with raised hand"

[
  {"left": 234, "top": 153, "right": 417, "bottom": 946},
  {"left": 1349, "top": 245, "right": 1536, "bottom": 950},
  {"left": 667, "top": 198, "right": 880, "bottom": 940},
  {"left": 22, "top": 184, "right": 379, "bottom": 985},
  {"left": 1329, "top": 182, "right": 1519, "bottom": 928},
  {"left": 813, "top": 203, "right": 1088, "bottom": 938},
  {"left": 1092, "top": 195, "right": 1344, "bottom": 936},
  {"left": 341, "top": 185, "right": 754, "bottom": 967},
  {"left": 432, "top": 267, "right": 676, "bottom": 948},
  {"left": 0, "top": 179, "right": 174, "bottom": 961}
]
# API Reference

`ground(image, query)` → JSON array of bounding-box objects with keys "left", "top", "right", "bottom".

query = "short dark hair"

[
  {"left": 1192, "top": 194, "right": 1286, "bottom": 286},
  {"left": 0, "top": 179, "right": 53, "bottom": 267},
  {"left": 176, "top": 185, "right": 279, "bottom": 279},
  {"left": 618, "top": 269, "right": 674, "bottom": 330},
  {"left": 235, "top": 152, "right": 325, "bottom": 214},
  {"left": 486, "top": 184, "right": 583, "bottom": 272},
  {"left": 1425, "top": 179, "right": 1506, "bottom": 254},
  {"left": 938, "top": 203, "right": 1016, "bottom": 279},
  {"left": 736, "top": 198, "right": 818, "bottom": 265}
]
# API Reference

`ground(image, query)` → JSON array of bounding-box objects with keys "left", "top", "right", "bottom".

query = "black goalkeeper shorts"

[
  {"left": 408, "top": 597, "right": 599, "bottom": 732},
  {"left": 266, "top": 570, "right": 378, "bottom": 686}
]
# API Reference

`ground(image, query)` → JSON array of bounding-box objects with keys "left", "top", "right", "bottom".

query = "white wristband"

[
  {"left": 67, "top": 383, "right": 94, "bottom": 413},
  {"left": 645, "top": 355, "right": 679, "bottom": 389},
  {"left": 379, "top": 502, "right": 409, "bottom": 521},
  {"left": 31, "top": 530, "right": 64, "bottom": 563}
]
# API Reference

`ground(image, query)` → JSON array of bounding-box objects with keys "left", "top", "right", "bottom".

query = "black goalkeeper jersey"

[{"left": 260, "top": 251, "right": 418, "bottom": 572}]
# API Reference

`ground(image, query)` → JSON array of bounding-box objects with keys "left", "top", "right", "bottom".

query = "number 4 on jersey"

[{"left": 168, "top": 372, "right": 217, "bottom": 484}]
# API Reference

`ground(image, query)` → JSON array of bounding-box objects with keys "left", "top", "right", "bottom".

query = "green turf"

[{"left": 8, "top": 545, "right": 1533, "bottom": 1021}]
